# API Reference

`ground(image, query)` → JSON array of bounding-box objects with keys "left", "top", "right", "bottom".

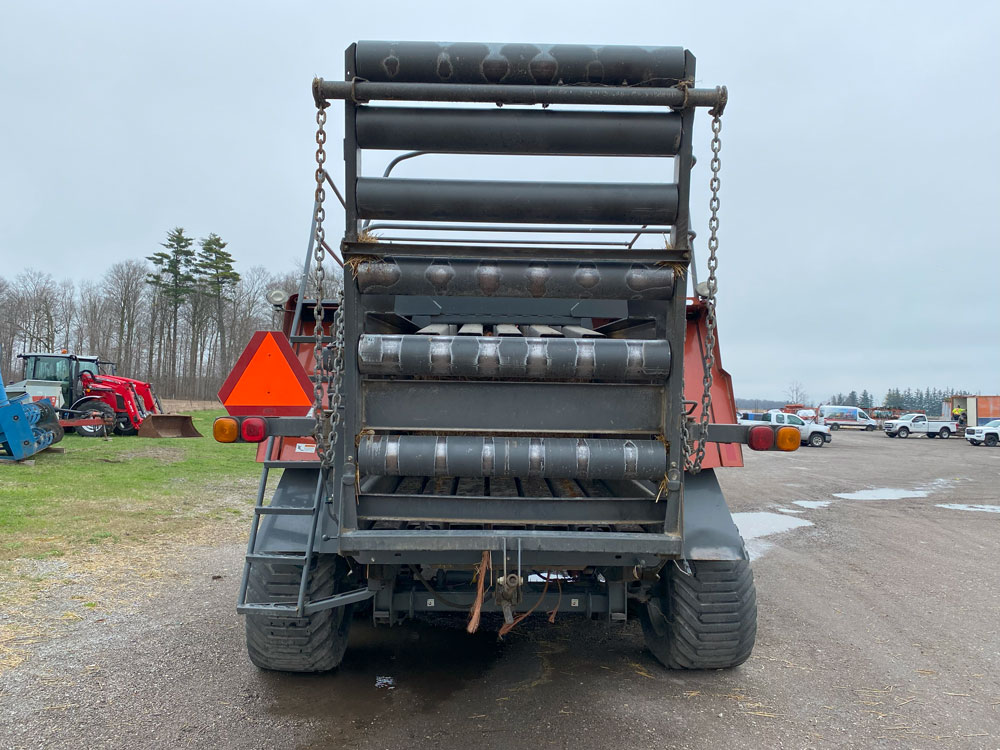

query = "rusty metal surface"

[
  {"left": 358, "top": 435, "right": 667, "bottom": 480},
  {"left": 357, "top": 334, "right": 670, "bottom": 381},
  {"left": 356, "top": 258, "right": 675, "bottom": 300},
  {"left": 136, "top": 414, "right": 203, "bottom": 439}
]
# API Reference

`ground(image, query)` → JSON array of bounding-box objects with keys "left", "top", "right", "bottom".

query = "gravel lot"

[{"left": 2, "top": 430, "right": 998, "bottom": 749}]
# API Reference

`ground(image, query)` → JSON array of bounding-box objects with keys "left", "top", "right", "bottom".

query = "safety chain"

[
  {"left": 310, "top": 103, "right": 345, "bottom": 471},
  {"left": 686, "top": 94, "right": 724, "bottom": 474}
]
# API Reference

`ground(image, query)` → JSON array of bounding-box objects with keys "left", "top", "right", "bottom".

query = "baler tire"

[
  {"left": 244, "top": 555, "right": 353, "bottom": 673},
  {"left": 76, "top": 402, "right": 114, "bottom": 438},
  {"left": 640, "top": 559, "right": 757, "bottom": 670}
]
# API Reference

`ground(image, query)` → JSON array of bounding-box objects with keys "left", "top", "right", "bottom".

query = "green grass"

[{"left": 0, "top": 409, "right": 263, "bottom": 560}]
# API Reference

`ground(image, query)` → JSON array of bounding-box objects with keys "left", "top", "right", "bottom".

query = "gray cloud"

[{"left": 1, "top": 1, "right": 997, "bottom": 400}]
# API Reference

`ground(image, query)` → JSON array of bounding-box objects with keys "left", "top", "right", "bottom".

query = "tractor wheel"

[
  {"left": 75, "top": 402, "right": 114, "bottom": 438},
  {"left": 897, "top": 427, "right": 909, "bottom": 439},
  {"left": 640, "top": 559, "right": 757, "bottom": 670},
  {"left": 114, "top": 416, "right": 138, "bottom": 436},
  {"left": 985, "top": 434, "right": 999, "bottom": 448},
  {"left": 938, "top": 428, "right": 951, "bottom": 439},
  {"left": 245, "top": 555, "right": 354, "bottom": 673}
]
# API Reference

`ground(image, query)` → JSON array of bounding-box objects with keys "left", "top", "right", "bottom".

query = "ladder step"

[
  {"left": 254, "top": 506, "right": 316, "bottom": 515},
  {"left": 237, "top": 602, "right": 300, "bottom": 616},
  {"left": 246, "top": 553, "right": 308, "bottom": 563}
]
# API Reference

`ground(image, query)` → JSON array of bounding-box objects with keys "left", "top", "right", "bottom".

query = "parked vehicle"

[
  {"left": 6, "top": 352, "right": 200, "bottom": 438},
  {"left": 818, "top": 405, "right": 878, "bottom": 431},
  {"left": 743, "top": 411, "right": 832, "bottom": 447},
  {"left": 0, "top": 346, "right": 64, "bottom": 461},
  {"left": 966, "top": 419, "right": 1000, "bottom": 447},
  {"left": 883, "top": 413, "right": 960, "bottom": 439},
  {"left": 211, "top": 42, "right": 802, "bottom": 674}
]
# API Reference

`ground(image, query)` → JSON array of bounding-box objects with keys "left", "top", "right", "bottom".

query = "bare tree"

[{"left": 786, "top": 381, "right": 809, "bottom": 405}]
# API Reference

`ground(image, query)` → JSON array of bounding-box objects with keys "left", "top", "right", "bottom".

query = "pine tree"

[
  {"left": 859, "top": 389, "right": 872, "bottom": 409},
  {"left": 846, "top": 390, "right": 858, "bottom": 406},
  {"left": 146, "top": 228, "right": 196, "bottom": 389},
  {"left": 195, "top": 233, "right": 240, "bottom": 367}
]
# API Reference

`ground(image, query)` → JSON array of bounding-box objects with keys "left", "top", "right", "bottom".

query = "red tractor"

[{"left": 14, "top": 352, "right": 200, "bottom": 438}]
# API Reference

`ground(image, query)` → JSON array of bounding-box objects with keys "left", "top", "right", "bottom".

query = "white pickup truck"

[
  {"left": 965, "top": 419, "right": 1000, "bottom": 447},
  {"left": 883, "top": 413, "right": 960, "bottom": 439}
]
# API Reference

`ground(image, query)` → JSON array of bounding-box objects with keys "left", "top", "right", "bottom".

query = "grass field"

[{"left": 0, "top": 409, "right": 262, "bottom": 561}]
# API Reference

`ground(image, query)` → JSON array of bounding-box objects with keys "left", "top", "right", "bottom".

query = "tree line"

[
  {"left": 829, "top": 386, "right": 967, "bottom": 413},
  {"left": 0, "top": 227, "right": 331, "bottom": 401}
]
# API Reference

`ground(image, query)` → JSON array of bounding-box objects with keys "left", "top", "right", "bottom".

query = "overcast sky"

[{"left": 1, "top": 1, "right": 997, "bottom": 401}]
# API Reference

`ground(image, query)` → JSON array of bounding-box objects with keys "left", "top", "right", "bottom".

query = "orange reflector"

[
  {"left": 213, "top": 417, "right": 239, "bottom": 443},
  {"left": 218, "top": 331, "right": 314, "bottom": 417},
  {"left": 776, "top": 426, "right": 800, "bottom": 451}
]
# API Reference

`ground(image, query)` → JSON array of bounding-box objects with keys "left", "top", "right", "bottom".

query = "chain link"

[
  {"left": 686, "top": 102, "right": 723, "bottom": 474},
  {"left": 310, "top": 104, "right": 345, "bottom": 472}
]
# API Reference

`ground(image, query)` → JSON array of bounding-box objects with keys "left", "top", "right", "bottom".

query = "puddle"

[
  {"left": 793, "top": 500, "right": 832, "bottom": 509},
  {"left": 832, "top": 488, "right": 929, "bottom": 501},
  {"left": 732, "top": 512, "right": 813, "bottom": 560},
  {"left": 265, "top": 616, "right": 504, "bottom": 725},
  {"left": 935, "top": 503, "right": 1000, "bottom": 514}
]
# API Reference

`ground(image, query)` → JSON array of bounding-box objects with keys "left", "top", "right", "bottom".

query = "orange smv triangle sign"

[{"left": 218, "top": 331, "right": 314, "bottom": 417}]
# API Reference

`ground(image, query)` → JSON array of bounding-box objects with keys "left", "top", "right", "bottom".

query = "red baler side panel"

[{"left": 683, "top": 302, "right": 744, "bottom": 469}]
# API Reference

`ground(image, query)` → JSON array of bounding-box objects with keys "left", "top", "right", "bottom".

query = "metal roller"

[
  {"left": 356, "top": 258, "right": 675, "bottom": 300},
  {"left": 356, "top": 107, "right": 682, "bottom": 156},
  {"left": 358, "top": 435, "right": 668, "bottom": 480},
  {"left": 358, "top": 335, "right": 670, "bottom": 381},
  {"left": 356, "top": 178, "right": 679, "bottom": 225},
  {"left": 353, "top": 41, "right": 687, "bottom": 87}
]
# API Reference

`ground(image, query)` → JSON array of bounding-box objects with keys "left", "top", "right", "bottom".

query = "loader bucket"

[{"left": 138, "top": 414, "right": 203, "bottom": 438}]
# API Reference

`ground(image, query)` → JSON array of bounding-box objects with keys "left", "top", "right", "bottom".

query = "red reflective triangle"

[{"left": 218, "top": 331, "right": 314, "bottom": 416}]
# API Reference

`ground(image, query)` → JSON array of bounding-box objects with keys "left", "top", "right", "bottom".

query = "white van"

[{"left": 819, "top": 405, "right": 878, "bottom": 431}]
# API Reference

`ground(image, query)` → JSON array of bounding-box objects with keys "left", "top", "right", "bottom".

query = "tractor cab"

[{"left": 19, "top": 353, "right": 112, "bottom": 408}]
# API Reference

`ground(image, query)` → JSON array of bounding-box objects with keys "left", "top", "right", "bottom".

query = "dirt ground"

[
  {"left": 1, "top": 431, "right": 998, "bottom": 749},
  {"left": 160, "top": 399, "right": 221, "bottom": 414}
]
